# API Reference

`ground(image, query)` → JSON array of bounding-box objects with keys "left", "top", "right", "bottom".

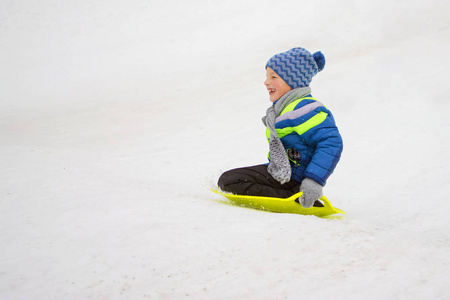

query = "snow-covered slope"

[{"left": 1, "top": 0, "right": 449, "bottom": 299}]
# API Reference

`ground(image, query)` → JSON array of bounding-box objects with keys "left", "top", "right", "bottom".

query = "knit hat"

[{"left": 265, "top": 47, "right": 326, "bottom": 89}]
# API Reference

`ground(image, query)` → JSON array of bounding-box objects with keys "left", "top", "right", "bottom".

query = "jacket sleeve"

[{"left": 300, "top": 111, "right": 343, "bottom": 186}]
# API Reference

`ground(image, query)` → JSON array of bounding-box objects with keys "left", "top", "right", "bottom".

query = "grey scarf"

[{"left": 262, "top": 87, "right": 311, "bottom": 184}]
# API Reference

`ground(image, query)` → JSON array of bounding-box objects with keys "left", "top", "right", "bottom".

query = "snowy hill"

[{"left": 1, "top": 0, "right": 450, "bottom": 299}]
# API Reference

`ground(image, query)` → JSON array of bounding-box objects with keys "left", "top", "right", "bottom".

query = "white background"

[{"left": 1, "top": 0, "right": 449, "bottom": 299}]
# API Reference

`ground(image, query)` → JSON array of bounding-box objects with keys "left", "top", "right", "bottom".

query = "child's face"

[{"left": 264, "top": 67, "right": 292, "bottom": 102}]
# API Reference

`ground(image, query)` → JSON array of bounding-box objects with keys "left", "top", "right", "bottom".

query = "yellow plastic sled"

[{"left": 212, "top": 189, "right": 345, "bottom": 217}]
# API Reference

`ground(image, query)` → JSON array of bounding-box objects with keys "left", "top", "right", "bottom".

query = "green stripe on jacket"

[{"left": 265, "top": 97, "right": 328, "bottom": 140}]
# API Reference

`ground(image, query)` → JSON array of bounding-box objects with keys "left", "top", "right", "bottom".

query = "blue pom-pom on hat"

[
  {"left": 266, "top": 47, "right": 325, "bottom": 89},
  {"left": 313, "top": 51, "right": 326, "bottom": 72}
]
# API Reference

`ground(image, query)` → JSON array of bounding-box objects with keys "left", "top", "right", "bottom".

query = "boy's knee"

[{"left": 218, "top": 170, "right": 234, "bottom": 190}]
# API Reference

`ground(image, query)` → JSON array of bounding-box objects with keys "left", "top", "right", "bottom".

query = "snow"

[{"left": 1, "top": 0, "right": 450, "bottom": 299}]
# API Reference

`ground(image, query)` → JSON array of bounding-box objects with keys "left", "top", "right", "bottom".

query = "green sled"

[{"left": 212, "top": 189, "right": 345, "bottom": 217}]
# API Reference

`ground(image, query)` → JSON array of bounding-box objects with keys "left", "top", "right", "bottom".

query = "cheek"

[
  {"left": 283, "top": 85, "right": 292, "bottom": 94},
  {"left": 273, "top": 81, "right": 282, "bottom": 90},
  {"left": 275, "top": 79, "right": 290, "bottom": 91},
  {"left": 282, "top": 81, "right": 292, "bottom": 93}
]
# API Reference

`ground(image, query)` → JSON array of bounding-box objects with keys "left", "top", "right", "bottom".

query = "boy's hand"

[{"left": 299, "top": 178, "right": 323, "bottom": 208}]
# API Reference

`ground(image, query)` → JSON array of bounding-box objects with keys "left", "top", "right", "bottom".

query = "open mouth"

[{"left": 268, "top": 88, "right": 275, "bottom": 95}]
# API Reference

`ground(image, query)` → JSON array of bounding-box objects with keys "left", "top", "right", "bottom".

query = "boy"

[{"left": 218, "top": 47, "right": 343, "bottom": 208}]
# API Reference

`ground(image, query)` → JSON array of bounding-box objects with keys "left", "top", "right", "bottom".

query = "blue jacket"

[{"left": 266, "top": 95, "right": 343, "bottom": 186}]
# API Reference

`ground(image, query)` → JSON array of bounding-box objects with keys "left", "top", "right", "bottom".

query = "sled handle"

[{"left": 288, "top": 191, "right": 334, "bottom": 209}]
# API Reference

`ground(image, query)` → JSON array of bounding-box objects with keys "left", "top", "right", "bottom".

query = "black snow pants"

[{"left": 218, "top": 164, "right": 301, "bottom": 198}]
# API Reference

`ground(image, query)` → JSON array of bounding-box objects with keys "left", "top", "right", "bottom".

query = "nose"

[{"left": 264, "top": 77, "right": 270, "bottom": 86}]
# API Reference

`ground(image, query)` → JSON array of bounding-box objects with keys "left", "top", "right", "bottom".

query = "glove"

[{"left": 299, "top": 178, "right": 323, "bottom": 208}]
